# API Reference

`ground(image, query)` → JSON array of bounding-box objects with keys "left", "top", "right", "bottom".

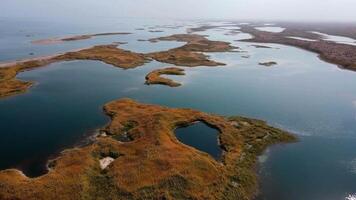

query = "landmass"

[
  {"left": 0, "top": 98, "right": 296, "bottom": 200},
  {"left": 147, "top": 34, "right": 236, "bottom": 66},
  {"left": 149, "top": 34, "right": 236, "bottom": 52},
  {"left": 187, "top": 25, "right": 221, "bottom": 33},
  {"left": 259, "top": 61, "right": 277, "bottom": 67},
  {"left": 0, "top": 45, "right": 148, "bottom": 98},
  {"left": 147, "top": 49, "right": 224, "bottom": 67},
  {"left": 145, "top": 67, "right": 185, "bottom": 87},
  {"left": 240, "top": 25, "right": 356, "bottom": 71},
  {"left": 250, "top": 45, "right": 272, "bottom": 49},
  {"left": 277, "top": 22, "right": 356, "bottom": 40},
  {"left": 32, "top": 32, "right": 132, "bottom": 45}
]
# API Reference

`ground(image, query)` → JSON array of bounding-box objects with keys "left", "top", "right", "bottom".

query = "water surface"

[
  {"left": 175, "top": 122, "right": 221, "bottom": 160},
  {"left": 0, "top": 19, "right": 356, "bottom": 199},
  {"left": 255, "top": 26, "right": 286, "bottom": 33},
  {"left": 311, "top": 31, "right": 356, "bottom": 46}
]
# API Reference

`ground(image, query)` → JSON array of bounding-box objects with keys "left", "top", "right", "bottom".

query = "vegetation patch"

[
  {"left": 147, "top": 34, "right": 236, "bottom": 67},
  {"left": 145, "top": 67, "right": 185, "bottom": 87}
]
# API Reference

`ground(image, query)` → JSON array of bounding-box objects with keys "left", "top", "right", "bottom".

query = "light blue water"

[{"left": 0, "top": 18, "right": 356, "bottom": 199}]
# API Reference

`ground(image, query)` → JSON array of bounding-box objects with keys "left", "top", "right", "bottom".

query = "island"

[
  {"left": 187, "top": 25, "right": 221, "bottom": 33},
  {"left": 250, "top": 45, "right": 272, "bottom": 49},
  {"left": 0, "top": 98, "right": 296, "bottom": 200},
  {"left": 145, "top": 67, "right": 185, "bottom": 87},
  {"left": 259, "top": 61, "right": 277, "bottom": 67},
  {"left": 32, "top": 32, "right": 132, "bottom": 45},
  {"left": 147, "top": 34, "right": 237, "bottom": 67}
]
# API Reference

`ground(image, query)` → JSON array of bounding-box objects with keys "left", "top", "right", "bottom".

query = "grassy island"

[
  {"left": 145, "top": 67, "right": 185, "bottom": 87},
  {"left": 0, "top": 99, "right": 296, "bottom": 200},
  {"left": 259, "top": 61, "right": 277, "bottom": 67},
  {"left": 32, "top": 32, "right": 132, "bottom": 45},
  {"left": 147, "top": 34, "right": 236, "bottom": 67}
]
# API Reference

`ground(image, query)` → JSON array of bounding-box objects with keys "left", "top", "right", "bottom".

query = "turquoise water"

[{"left": 0, "top": 19, "right": 356, "bottom": 199}]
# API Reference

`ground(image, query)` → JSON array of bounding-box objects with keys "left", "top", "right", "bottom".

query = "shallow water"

[
  {"left": 286, "top": 36, "right": 317, "bottom": 42},
  {"left": 254, "top": 26, "right": 286, "bottom": 33},
  {"left": 311, "top": 31, "right": 356, "bottom": 46},
  {"left": 175, "top": 122, "right": 221, "bottom": 160},
  {"left": 0, "top": 18, "right": 356, "bottom": 199}
]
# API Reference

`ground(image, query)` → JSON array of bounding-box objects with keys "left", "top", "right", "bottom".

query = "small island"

[
  {"left": 250, "top": 45, "right": 272, "bottom": 49},
  {"left": 32, "top": 32, "right": 132, "bottom": 45},
  {"left": 259, "top": 61, "right": 278, "bottom": 66},
  {"left": 145, "top": 67, "right": 185, "bottom": 87},
  {"left": 0, "top": 98, "right": 296, "bottom": 200}
]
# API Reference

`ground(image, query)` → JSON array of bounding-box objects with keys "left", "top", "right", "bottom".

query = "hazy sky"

[{"left": 1, "top": 0, "right": 356, "bottom": 22}]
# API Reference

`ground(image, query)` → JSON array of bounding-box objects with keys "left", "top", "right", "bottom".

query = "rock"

[{"left": 99, "top": 157, "right": 115, "bottom": 170}]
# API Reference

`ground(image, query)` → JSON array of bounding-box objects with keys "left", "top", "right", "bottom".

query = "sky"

[{"left": 1, "top": 0, "right": 355, "bottom": 22}]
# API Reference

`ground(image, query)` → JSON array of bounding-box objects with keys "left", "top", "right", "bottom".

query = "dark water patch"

[
  {"left": 0, "top": 58, "right": 169, "bottom": 177},
  {"left": 175, "top": 121, "right": 222, "bottom": 160}
]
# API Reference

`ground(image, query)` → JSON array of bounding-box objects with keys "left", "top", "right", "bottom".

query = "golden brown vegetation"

[
  {"left": 147, "top": 34, "right": 236, "bottom": 67},
  {"left": 149, "top": 34, "right": 236, "bottom": 52},
  {"left": 57, "top": 45, "right": 148, "bottom": 69},
  {"left": 0, "top": 98, "right": 296, "bottom": 200},
  {"left": 145, "top": 67, "right": 185, "bottom": 87},
  {"left": 147, "top": 49, "right": 224, "bottom": 67}
]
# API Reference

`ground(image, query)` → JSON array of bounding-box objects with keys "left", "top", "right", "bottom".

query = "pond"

[{"left": 175, "top": 122, "right": 221, "bottom": 160}]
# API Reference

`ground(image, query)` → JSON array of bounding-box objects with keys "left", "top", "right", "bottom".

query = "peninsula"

[{"left": 145, "top": 67, "right": 185, "bottom": 87}]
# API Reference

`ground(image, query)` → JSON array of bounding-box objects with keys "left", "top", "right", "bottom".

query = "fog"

[{"left": 1, "top": 0, "right": 355, "bottom": 22}]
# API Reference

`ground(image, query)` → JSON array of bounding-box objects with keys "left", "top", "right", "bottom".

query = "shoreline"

[{"left": 239, "top": 25, "right": 356, "bottom": 72}]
